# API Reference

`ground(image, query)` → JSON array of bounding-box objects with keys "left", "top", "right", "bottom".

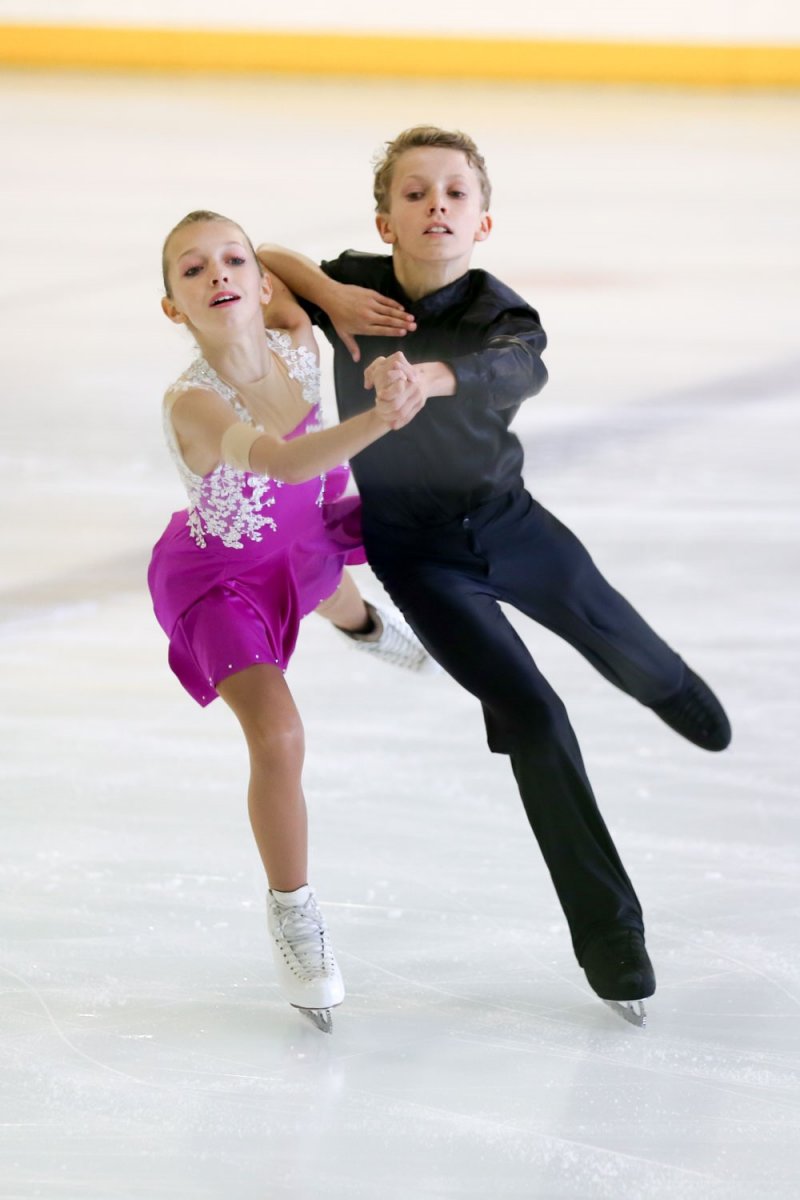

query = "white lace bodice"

[{"left": 163, "top": 329, "right": 324, "bottom": 549}]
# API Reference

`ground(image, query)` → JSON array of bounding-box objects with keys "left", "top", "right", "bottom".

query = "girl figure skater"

[{"left": 148, "top": 211, "right": 427, "bottom": 1031}]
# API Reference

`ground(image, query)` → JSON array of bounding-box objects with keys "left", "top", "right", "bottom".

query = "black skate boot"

[
  {"left": 581, "top": 929, "right": 655, "bottom": 1027},
  {"left": 652, "top": 666, "right": 731, "bottom": 751}
]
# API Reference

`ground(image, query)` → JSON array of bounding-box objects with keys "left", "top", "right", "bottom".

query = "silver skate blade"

[
  {"left": 296, "top": 1007, "right": 333, "bottom": 1034},
  {"left": 603, "top": 999, "right": 647, "bottom": 1028}
]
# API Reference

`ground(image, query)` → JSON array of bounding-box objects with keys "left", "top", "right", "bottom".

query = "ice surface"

[{"left": 0, "top": 71, "right": 799, "bottom": 1199}]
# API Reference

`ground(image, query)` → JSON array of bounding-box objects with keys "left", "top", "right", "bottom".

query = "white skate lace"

[
  {"left": 272, "top": 896, "right": 334, "bottom": 978},
  {"left": 346, "top": 605, "right": 436, "bottom": 672}
]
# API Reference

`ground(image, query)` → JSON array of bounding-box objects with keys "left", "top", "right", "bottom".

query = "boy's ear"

[
  {"left": 161, "top": 296, "right": 187, "bottom": 324},
  {"left": 474, "top": 213, "right": 493, "bottom": 243},
  {"left": 375, "top": 213, "right": 396, "bottom": 245}
]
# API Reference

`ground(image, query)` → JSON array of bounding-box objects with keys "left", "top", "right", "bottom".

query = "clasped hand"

[{"left": 364, "top": 353, "right": 427, "bottom": 431}]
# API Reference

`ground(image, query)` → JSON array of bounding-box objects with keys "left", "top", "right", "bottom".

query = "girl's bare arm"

[
  {"left": 260, "top": 268, "right": 313, "bottom": 339},
  {"left": 169, "top": 387, "right": 392, "bottom": 484}
]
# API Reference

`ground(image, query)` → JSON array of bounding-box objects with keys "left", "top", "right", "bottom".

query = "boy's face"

[{"left": 376, "top": 147, "right": 491, "bottom": 273}]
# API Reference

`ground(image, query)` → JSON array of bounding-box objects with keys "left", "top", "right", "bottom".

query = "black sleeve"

[
  {"left": 447, "top": 307, "right": 549, "bottom": 411},
  {"left": 320, "top": 251, "right": 358, "bottom": 283}
]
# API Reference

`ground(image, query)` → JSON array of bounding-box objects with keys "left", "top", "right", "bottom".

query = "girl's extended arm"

[
  {"left": 231, "top": 407, "right": 389, "bottom": 482},
  {"left": 170, "top": 387, "right": 392, "bottom": 484},
  {"left": 256, "top": 244, "right": 414, "bottom": 361}
]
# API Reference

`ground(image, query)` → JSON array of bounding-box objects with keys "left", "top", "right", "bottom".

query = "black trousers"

[{"left": 364, "top": 489, "right": 686, "bottom": 962}]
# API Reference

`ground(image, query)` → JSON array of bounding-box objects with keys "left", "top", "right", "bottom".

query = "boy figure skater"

[{"left": 258, "top": 126, "right": 731, "bottom": 1025}]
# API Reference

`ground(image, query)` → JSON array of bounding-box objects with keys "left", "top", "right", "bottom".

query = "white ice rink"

[{"left": 1, "top": 69, "right": 799, "bottom": 1198}]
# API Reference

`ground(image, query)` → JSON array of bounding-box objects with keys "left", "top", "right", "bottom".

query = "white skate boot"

[
  {"left": 337, "top": 601, "right": 440, "bottom": 674},
  {"left": 267, "top": 885, "right": 344, "bottom": 1033}
]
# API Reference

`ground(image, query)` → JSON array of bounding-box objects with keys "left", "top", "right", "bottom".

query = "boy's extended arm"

[
  {"left": 256, "top": 244, "right": 414, "bottom": 361},
  {"left": 367, "top": 309, "right": 547, "bottom": 418},
  {"left": 365, "top": 291, "right": 547, "bottom": 412},
  {"left": 445, "top": 310, "right": 548, "bottom": 410}
]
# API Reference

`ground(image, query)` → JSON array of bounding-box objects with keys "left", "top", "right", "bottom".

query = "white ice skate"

[
  {"left": 267, "top": 886, "right": 344, "bottom": 1033},
  {"left": 337, "top": 601, "right": 441, "bottom": 674}
]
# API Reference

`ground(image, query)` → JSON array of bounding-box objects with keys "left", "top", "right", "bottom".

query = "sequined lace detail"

[{"left": 162, "top": 329, "right": 325, "bottom": 549}]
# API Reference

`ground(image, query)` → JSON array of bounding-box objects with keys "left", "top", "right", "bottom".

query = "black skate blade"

[
  {"left": 296, "top": 1006, "right": 333, "bottom": 1034},
  {"left": 603, "top": 998, "right": 647, "bottom": 1028}
]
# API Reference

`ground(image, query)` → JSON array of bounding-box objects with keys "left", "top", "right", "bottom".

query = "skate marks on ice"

[
  {"left": 1, "top": 73, "right": 798, "bottom": 1199},
  {"left": 314, "top": 921, "right": 796, "bottom": 1195},
  {"left": 3, "top": 599, "right": 799, "bottom": 1197},
  {"left": 518, "top": 352, "right": 800, "bottom": 477},
  {"left": 3, "top": 500, "right": 798, "bottom": 1198}
]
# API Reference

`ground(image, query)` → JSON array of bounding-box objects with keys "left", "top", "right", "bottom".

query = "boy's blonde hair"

[
  {"left": 372, "top": 126, "right": 491, "bottom": 214},
  {"left": 161, "top": 209, "right": 262, "bottom": 298}
]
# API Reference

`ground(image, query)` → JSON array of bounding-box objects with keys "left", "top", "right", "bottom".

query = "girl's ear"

[
  {"left": 259, "top": 272, "right": 273, "bottom": 306},
  {"left": 161, "top": 296, "right": 187, "bottom": 324},
  {"left": 375, "top": 214, "right": 396, "bottom": 245}
]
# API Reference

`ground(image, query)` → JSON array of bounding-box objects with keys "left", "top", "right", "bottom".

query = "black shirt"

[{"left": 311, "top": 251, "right": 548, "bottom": 528}]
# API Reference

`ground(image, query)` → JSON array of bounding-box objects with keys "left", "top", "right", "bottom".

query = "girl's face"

[{"left": 162, "top": 220, "right": 270, "bottom": 335}]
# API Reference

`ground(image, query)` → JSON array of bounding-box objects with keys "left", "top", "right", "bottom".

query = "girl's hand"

[
  {"left": 329, "top": 285, "right": 416, "bottom": 363},
  {"left": 382, "top": 385, "right": 426, "bottom": 430},
  {"left": 365, "top": 353, "right": 426, "bottom": 431}
]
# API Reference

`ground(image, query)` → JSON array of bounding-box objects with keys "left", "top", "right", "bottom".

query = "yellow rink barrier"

[{"left": 1, "top": 24, "right": 799, "bottom": 88}]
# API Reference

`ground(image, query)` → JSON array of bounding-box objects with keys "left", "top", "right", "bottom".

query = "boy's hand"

[
  {"left": 364, "top": 352, "right": 414, "bottom": 400},
  {"left": 329, "top": 286, "right": 416, "bottom": 363},
  {"left": 365, "top": 352, "right": 457, "bottom": 428},
  {"left": 365, "top": 353, "right": 426, "bottom": 430}
]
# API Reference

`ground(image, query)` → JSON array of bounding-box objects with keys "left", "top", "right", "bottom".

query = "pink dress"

[{"left": 148, "top": 329, "right": 365, "bottom": 706}]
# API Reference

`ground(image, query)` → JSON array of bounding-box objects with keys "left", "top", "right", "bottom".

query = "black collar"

[{"left": 386, "top": 263, "right": 474, "bottom": 319}]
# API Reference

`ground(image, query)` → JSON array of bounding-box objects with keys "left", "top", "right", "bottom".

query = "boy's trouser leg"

[
  {"left": 491, "top": 495, "right": 730, "bottom": 750},
  {"left": 365, "top": 526, "right": 644, "bottom": 961},
  {"left": 482, "top": 493, "right": 686, "bottom": 707}
]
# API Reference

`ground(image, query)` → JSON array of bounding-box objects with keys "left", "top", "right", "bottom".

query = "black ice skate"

[
  {"left": 581, "top": 929, "right": 655, "bottom": 1028},
  {"left": 652, "top": 666, "right": 731, "bottom": 752}
]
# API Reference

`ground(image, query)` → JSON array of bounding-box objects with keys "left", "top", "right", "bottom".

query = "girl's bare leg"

[
  {"left": 313, "top": 570, "right": 374, "bottom": 633},
  {"left": 216, "top": 663, "right": 307, "bottom": 892}
]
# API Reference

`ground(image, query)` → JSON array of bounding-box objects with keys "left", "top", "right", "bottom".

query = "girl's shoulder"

[
  {"left": 265, "top": 326, "right": 320, "bottom": 378},
  {"left": 264, "top": 327, "right": 322, "bottom": 411},
  {"left": 164, "top": 356, "right": 238, "bottom": 408},
  {"left": 266, "top": 319, "right": 319, "bottom": 357}
]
